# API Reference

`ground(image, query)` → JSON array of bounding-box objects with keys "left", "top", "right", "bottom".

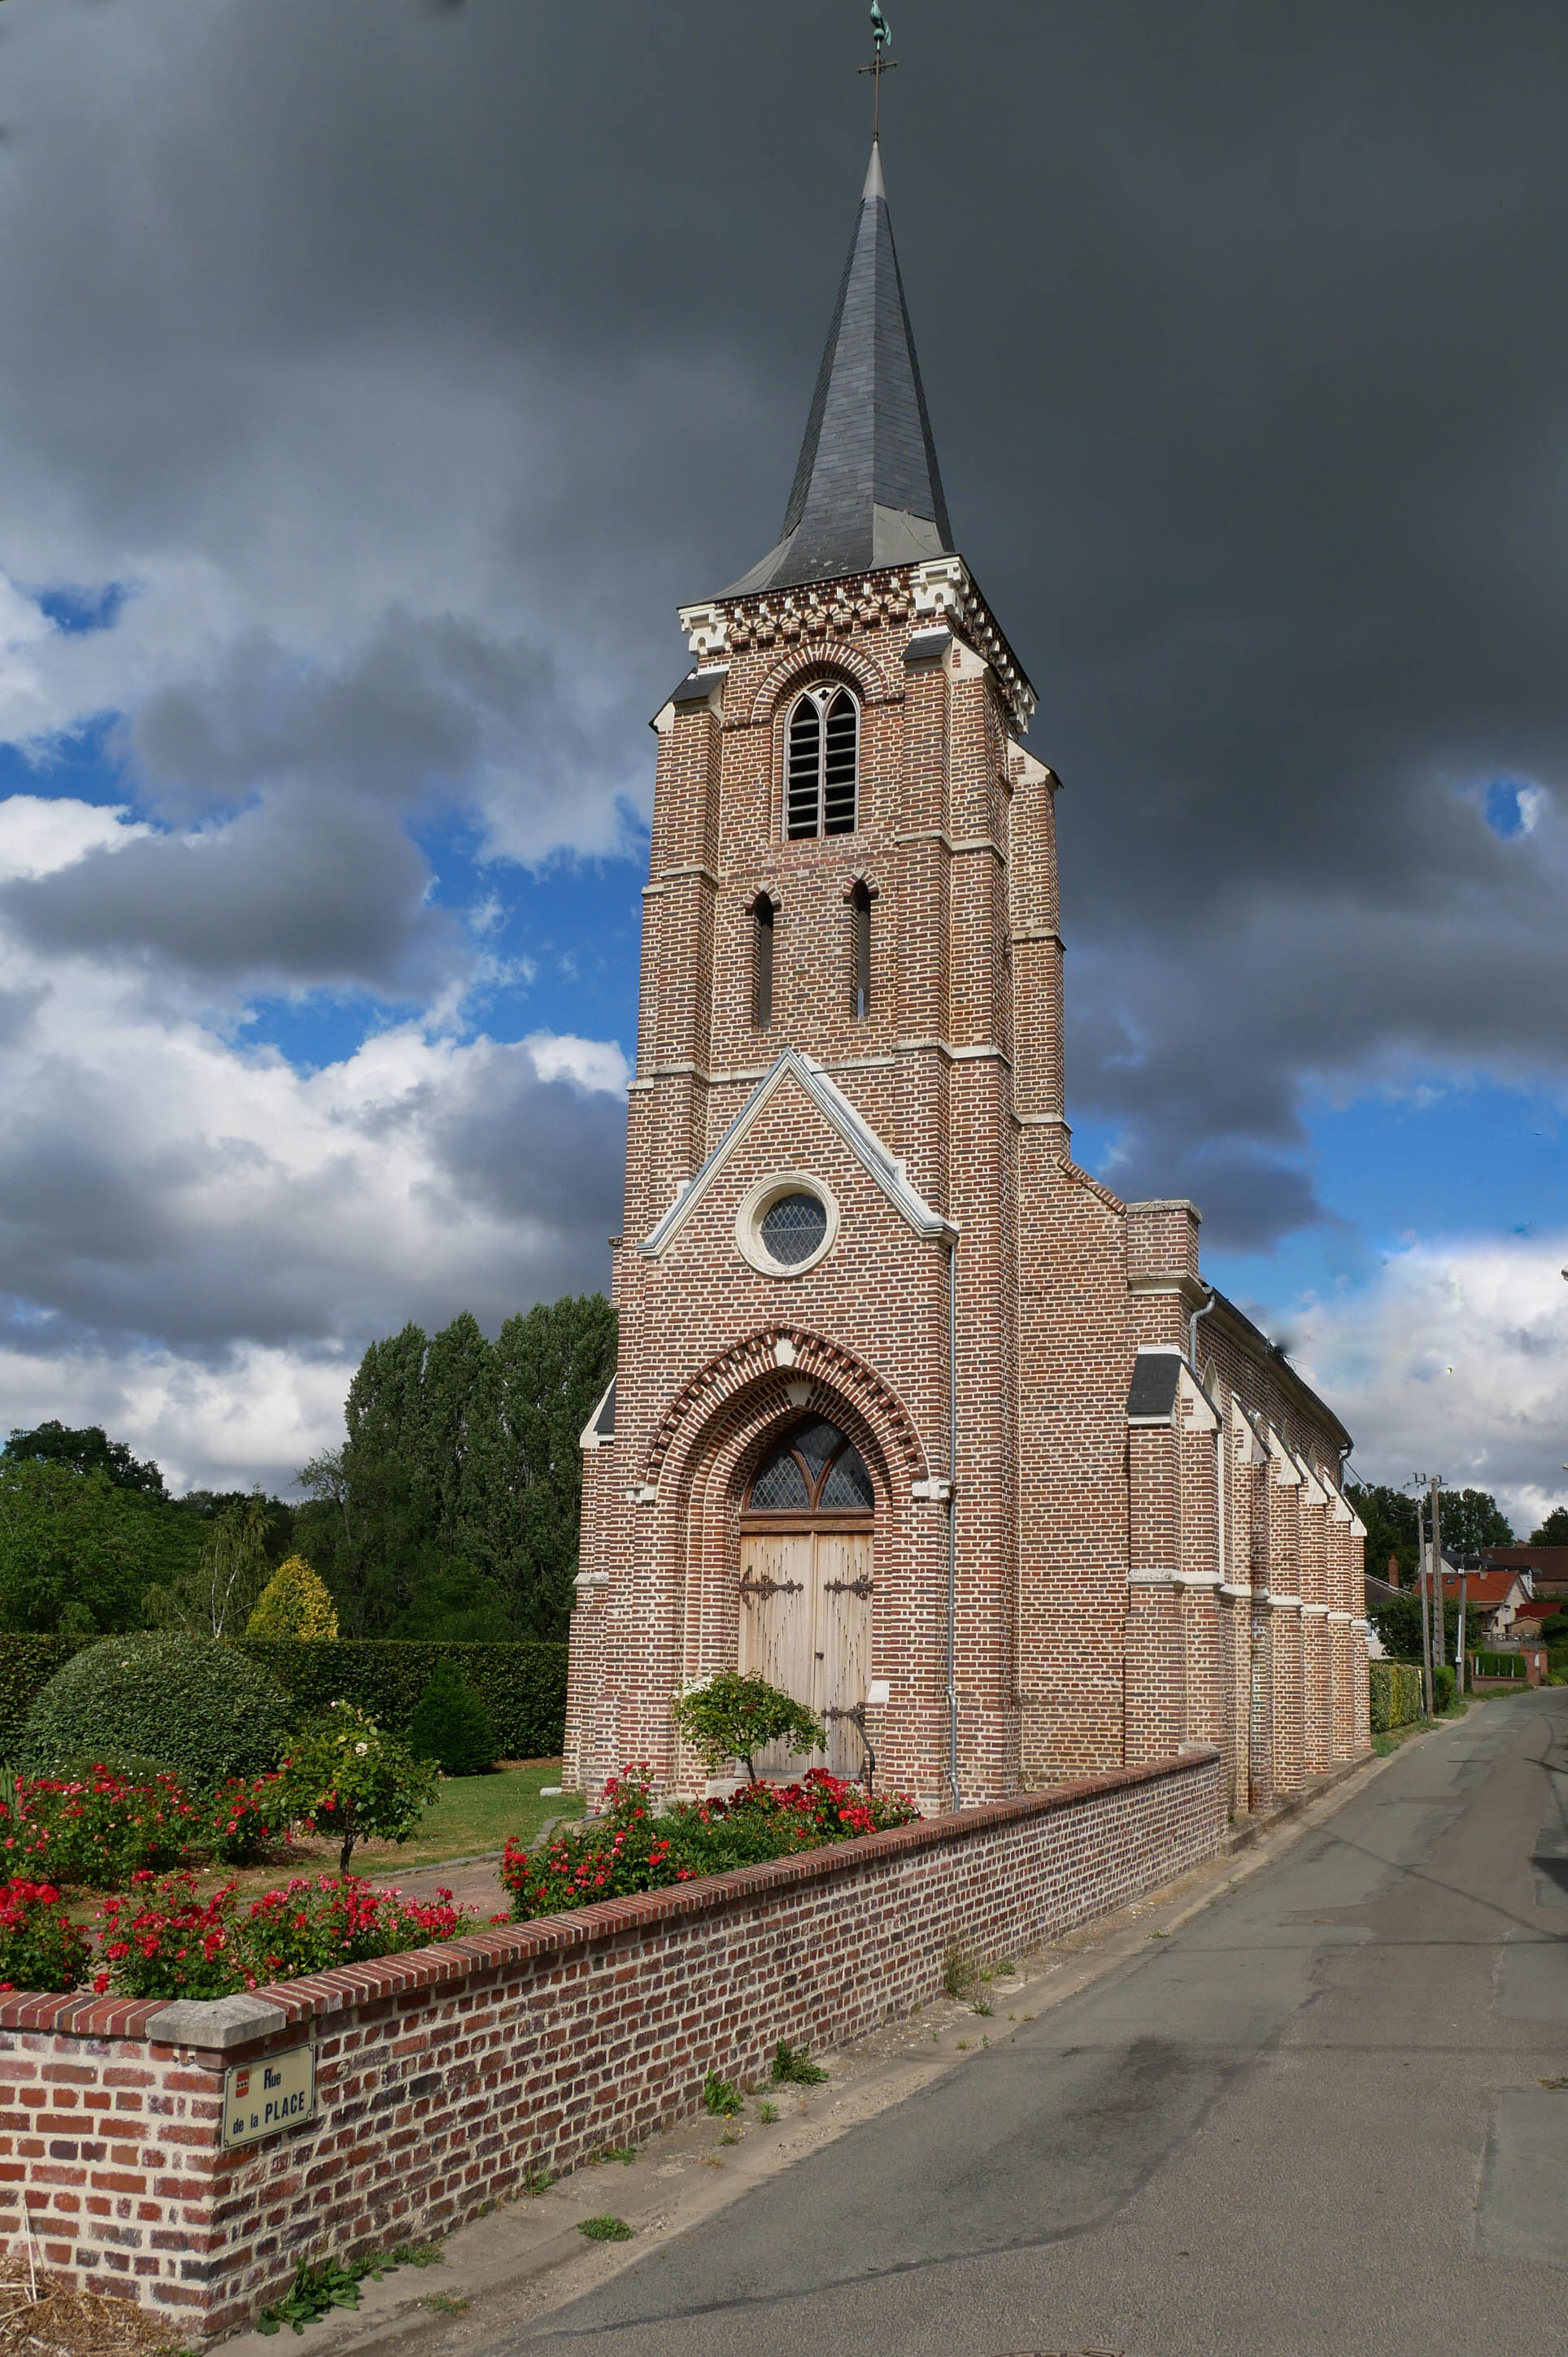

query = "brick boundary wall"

[{"left": 0, "top": 1751, "right": 1222, "bottom": 2343}]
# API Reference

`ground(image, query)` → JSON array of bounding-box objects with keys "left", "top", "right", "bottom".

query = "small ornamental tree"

[
  {"left": 408, "top": 1661, "right": 497, "bottom": 1777},
  {"left": 274, "top": 1702, "right": 438, "bottom": 1873},
  {"left": 246, "top": 1554, "right": 340, "bottom": 1641},
  {"left": 673, "top": 1671, "right": 824, "bottom": 1783}
]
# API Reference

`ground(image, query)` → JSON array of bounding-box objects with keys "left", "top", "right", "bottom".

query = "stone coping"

[{"left": 0, "top": 1751, "right": 1218, "bottom": 2050}]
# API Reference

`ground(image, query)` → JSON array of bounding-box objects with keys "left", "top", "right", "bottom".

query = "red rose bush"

[
  {"left": 0, "top": 1880, "right": 92, "bottom": 1993},
  {"left": 92, "top": 1871, "right": 477, "bottom": 2001},
  {"left": 501, "top": 1763, "right": 918, "bottom": 1923}
]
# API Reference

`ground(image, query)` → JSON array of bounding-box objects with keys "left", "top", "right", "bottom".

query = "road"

[{"left": 505, "top": 1690, "right": 1568, "bottom": 2357}]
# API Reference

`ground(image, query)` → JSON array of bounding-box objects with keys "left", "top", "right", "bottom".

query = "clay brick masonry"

[
  {"left": 565, "top": 144, "right": 1368, "bottom": 1815},
  {"left": 0, "top": 1755, "right": 1221, "bottom": 2342}
]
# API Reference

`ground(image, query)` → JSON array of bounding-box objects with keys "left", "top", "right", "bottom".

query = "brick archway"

[
  {"left": 743, "top": 638, "right": 899, "bottom": 730},
  {"left": 643, "top": 1327, "right": 928, "bottom": 1504},
  {"left": 642, "top": 1334, "right": 933, "bottom": 1735}
]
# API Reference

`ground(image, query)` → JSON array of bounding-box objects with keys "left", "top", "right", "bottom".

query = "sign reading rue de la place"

[{"left": 222, "top": 2045, "right": 316, "bottom": 2148}]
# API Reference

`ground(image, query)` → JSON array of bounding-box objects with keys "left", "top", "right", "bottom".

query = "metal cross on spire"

[{"left": 857, "top": 2, "right": 897, "bottom": 142}]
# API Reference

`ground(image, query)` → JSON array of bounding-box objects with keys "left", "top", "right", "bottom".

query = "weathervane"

[{"left": 857, "top": 2, "right": 897, "bottom": 142}]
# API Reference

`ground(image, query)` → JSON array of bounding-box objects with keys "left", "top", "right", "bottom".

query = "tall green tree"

[
  {"left": 1530, "top": 1506, "right": 1568, "bottom": 1544},
  {"left": 1435, "top": 1488, "right": 1514, "bottom": 1554},
  {"left": 0, "top": 1459, "right": 198, "bottom": 1633},
  {"left": 294, "top": 1295, "right": 616, "bottom": 1640},
  {"left": 4, "top": 1419, "right": 167, "bottom": 1499},
  {"left": 144, "top": 1491, "right": 276, "bottom": 1636},
  {"left": 489, "top": 1293, "right": 619, "bottom": 1638},
  {"left": 1347, "top": 1483, "right": 1418, "bottom": 1584}
]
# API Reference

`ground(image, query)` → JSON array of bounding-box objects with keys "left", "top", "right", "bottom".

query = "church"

[{"left": 563, "top": 133, "right": 1368, "bottom": 1818}]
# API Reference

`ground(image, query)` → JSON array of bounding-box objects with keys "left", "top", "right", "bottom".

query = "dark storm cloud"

[
  {"left": 2, "top": 0, "right": 1566, "bottom": 1279},
  {"left": 124, "top": 611, "right": 596, "bottom": 826},
  {"left": 0, "top": 784, "right": 462, "bottom": 997}
]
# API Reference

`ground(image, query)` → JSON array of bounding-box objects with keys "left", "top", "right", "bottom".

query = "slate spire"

[{"left": 722, "top": 138, "right": 955, "bottom": 596}]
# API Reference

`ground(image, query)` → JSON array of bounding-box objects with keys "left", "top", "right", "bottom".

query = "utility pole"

[
  {"left": 1457, "top": 1560, "right": 1467, "bottom": 1695},
  {"left": 1412, "top": 1477, "right": 1434, "bottom": 1718},
  {"left": 1430, "top": 1473, "right": 1445, "bottom": 1707}
]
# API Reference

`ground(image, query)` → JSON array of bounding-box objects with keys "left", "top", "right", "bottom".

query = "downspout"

[
  {"left": 947, "top": 1232, "right": 961, "bottom": 1813},
  {"left": 1188, "top": 1284, "right": 1216, "bottom": 1375}
]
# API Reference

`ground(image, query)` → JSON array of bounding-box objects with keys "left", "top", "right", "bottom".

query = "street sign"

[{"left": 221, "top": 2045, "right": 316, "bottom": 2149}]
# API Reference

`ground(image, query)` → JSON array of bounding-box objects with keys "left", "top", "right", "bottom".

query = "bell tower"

[
  {"left": 565, "top": 102, "right": 1366, "bottom": 1816},
  {"left": 566, "top": 126, "right": 1065, "bottom": 1810}
]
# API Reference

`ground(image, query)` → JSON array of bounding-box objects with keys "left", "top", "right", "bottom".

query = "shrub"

[
  {"left": 20, "top": 1634, "right": 294, "bottom": 1792},
  {"left": 0, "top": 1636, "right": 96, "bottom": 1761},
  {"left": 1368, "top": 1661, "right": 1424, "bottom": 1733},
  {"left": 501, "top": 1764, "right": 918, "bottom": 1922},
  {"left": 0, "top": 1880, "right": 91, "bottom": 1993},
  {"left": 0, "top": 1766, "right": 194, "bottom": 1886},
  {"left": 94, "top": 1871, "right": 475, "bottom": 2001},
  {"left": 246, "top": 1556, "right": 339, "bottom": 1642},
  {"left": 673, "top": 1671, "right": 825, "bottom": 1782},
  {"left": 274, "top": 1702, "right": 439, "bottom": 1873},
  {"left": 1433, "top": 1663, "right": 1456, "bottom": 1711},
  {"left": 233, "top": 1640, "right": 567, "bottom": 1758},
  {"left": 409, "top": 1662, "right": 497, "bottom": 1778},
  {"left": 206, "top": 1771, "right": 287, "bottom": 1867}
]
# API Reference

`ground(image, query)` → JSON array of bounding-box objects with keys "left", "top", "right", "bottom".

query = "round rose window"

[{"left": 758, "top": 1191, "right": 828, "bottom": 1266}]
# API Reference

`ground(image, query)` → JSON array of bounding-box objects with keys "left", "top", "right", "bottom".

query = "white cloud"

[
  {"left": 0, "top": 793, "right": 147, "bottom": 882},
  {"left": 1293, "top": 1234, "right": 1568, "bottom": 1534},
  {"left": 0, "top": 832, "right": 629, "bottom": 1489}
]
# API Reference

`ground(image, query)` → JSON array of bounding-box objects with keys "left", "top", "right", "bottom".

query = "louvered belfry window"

[{"left": 786, "top": 686, "right": 859, "bottom": 839}]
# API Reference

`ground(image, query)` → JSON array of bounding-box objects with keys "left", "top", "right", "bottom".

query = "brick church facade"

[{"left": 564, "top": 138, "right": 1368, "bottom": 1816}]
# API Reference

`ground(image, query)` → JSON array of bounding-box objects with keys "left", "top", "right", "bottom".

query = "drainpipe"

[
  {"left": 1188, "top": 1284, "right": 1216, "bottom": 1374},
  {"left": 947, "top": 1232, "right": 961, "bottom": 1814}
]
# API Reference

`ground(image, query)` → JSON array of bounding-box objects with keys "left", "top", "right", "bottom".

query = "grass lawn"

[
  {"left": 191, "top": 1762, "right": 583, "bottom": 1904},
  {"left": 356, "top": 1758, "right": 584, "bottom": 1869}
]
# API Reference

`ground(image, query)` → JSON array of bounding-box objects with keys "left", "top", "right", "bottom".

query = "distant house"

[
  {"left": 1440, "top": 1562, "right": 1535, "bottom": 1644},
  {"left": 1482, "top": 1544, "right": 1568, "bottom": 1600}
]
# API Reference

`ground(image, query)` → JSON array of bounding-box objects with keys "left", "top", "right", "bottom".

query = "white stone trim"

[
  {"left": 640, "top": 1046, "right": 956, "bottom": 1257},
  {"left": 579, "top": 1375, "right": 616, "bottom": 1452},
  {"left": 734, "top": 1170, "right": 843, "bottom": 1280}
]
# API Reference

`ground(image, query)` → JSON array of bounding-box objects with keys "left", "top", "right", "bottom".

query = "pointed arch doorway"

[{"left": 738, "top": 1417, "right": 873, "bottom": 1778}]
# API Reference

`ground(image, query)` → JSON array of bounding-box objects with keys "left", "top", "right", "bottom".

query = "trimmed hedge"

[
  {"left": 1370, "top": 1659, "right": 1424, "bottom": 1733},
  {"left": 233, "top": 1640, "right": 566, "bottom": 1759},
  {"left": 21, "top": 1635, "right": 294, "bottom": 1791},
  {"left": 0, "top": 1636, "right": 568, "bottom": 1765},
  {"left": 1472, "top": 1649, "right": 1526, "bottom": 1680},
  {"left": 0, "top": 1636, "right": 97, "bottom": 1762}
]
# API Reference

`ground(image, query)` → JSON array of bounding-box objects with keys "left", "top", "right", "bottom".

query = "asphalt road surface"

[{"left": 504, "top": 1691, "right": 1568, "bottom": 2357}]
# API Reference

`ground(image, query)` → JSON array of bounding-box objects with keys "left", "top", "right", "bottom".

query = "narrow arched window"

[
  {"left": 751, "top": 895, "right": 774, "bottom": 1030},
  {"left": 851, "top": 880, "right": 871, "bottom": 1019},
  {"left": 786, "top": 686, "right": 859, "bottom": 839}
]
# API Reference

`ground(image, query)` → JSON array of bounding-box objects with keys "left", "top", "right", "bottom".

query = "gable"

[{"left": 639, "top": 1048, "right": 953, "bottom": 1261}]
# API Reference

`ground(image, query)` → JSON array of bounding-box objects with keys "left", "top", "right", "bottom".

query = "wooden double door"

[{"left": 738, "top": 1526, "right": 873, "bottom": 1778}]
